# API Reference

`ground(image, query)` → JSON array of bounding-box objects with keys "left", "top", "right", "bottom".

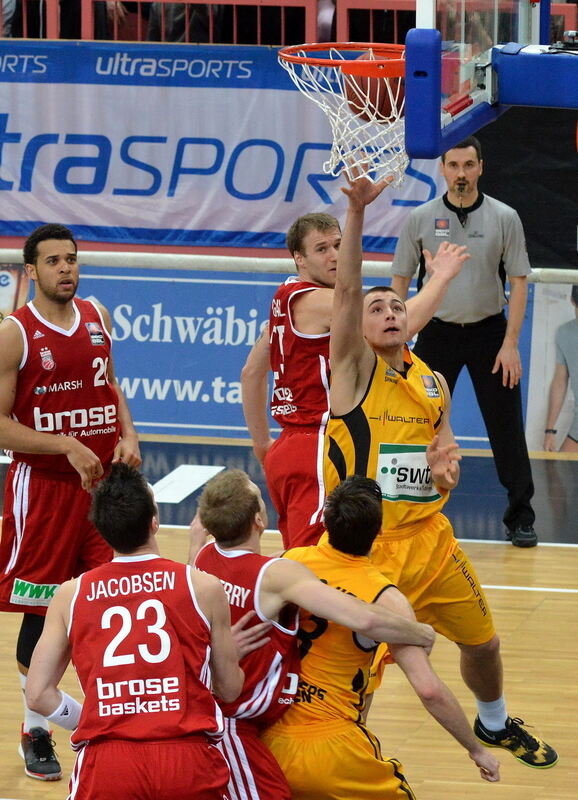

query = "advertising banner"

[
  {"left": 74, "top": 266, "right": 533, "bottom": 444},
  {"left": 0, "top": 40, "right": 445, "bottom": 254}
]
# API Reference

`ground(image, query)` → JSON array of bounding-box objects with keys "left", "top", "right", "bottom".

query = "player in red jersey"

[
  {"left": 25, "top": 462, "right": 241, "bottom": 800},
  {"left": 242, "top": 201, "right": 470, "bottom": 548},
  {"left": 0, "top": 224, "right": 141, "bottom": 780},
  {"left": 191, "top": 468, "right": 435, "bottom": 800}
]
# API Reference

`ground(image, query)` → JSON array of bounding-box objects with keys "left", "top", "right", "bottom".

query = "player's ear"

[{"left": 25, "top": 262, "right": 37, "bottom": 282}]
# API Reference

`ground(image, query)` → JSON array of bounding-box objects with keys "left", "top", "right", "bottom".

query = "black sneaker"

[
  {"left": 506, "top": 525, "right": 538, "bottom": 548},
  {"left": 19, "top": 726, "right": 62, "bottom": 781},
  {"left": 474, "top": 716, "right": 558, "bottom": 769}
]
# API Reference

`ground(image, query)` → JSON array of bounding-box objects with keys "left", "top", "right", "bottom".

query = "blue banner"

[
  {"left": 75, "top": 266, "right": 534, "bottom": 444},
  {"left": 0, "top": 40, "right": 445, "bottom": 251}
]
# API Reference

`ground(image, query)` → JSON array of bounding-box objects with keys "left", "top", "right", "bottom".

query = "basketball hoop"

[{"left": 278, "top": 42, "right": 408, "bottom": 186}]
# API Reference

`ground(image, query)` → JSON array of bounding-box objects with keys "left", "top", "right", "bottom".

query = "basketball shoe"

[
  {"left": 19, "top": 726, "right": 62, "bottom": 780},
  {"left": 506, "top": 525, "right": 538, "bottom": 548},
  {"left": 474, "top": 716, "right": 558, "bottom": 768}
]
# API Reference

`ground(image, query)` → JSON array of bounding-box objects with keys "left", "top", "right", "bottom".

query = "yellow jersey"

[
  {"left": 324, "top": 346, "right": 449, "bottom": 534},
  {"left": 275, "top": 540, "right": 394, "bottom": 727}
]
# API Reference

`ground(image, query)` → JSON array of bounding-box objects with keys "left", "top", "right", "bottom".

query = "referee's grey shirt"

[{"left": 391, "top": 193, "right": 531, "bottom": 324}]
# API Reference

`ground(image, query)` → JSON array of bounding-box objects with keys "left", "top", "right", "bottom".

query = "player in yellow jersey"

[
  {"left": 322, "top": 171, "right": 557, "bottom": 770},
  {"left": 262, "top": 476, "right": 500, "bottom": 799}
]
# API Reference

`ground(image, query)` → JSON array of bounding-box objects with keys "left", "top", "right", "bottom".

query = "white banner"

[{"left": 0, "top": 41, "right": 444, "bottom": 252}]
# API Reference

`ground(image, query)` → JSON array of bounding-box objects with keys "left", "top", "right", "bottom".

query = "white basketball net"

[{"left": 279, "top": 47, "right": 408, "bottom": 186}]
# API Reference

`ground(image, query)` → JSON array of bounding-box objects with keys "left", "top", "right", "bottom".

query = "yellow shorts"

[
  {"left": 372, "top": 512, "right": 494, "bottom": 644},
  {"left": 370, "top": 512, "right": 495, "bottom": 691},
  {"left": 261, "top": 719, "right": 416, "bottom": 800}
]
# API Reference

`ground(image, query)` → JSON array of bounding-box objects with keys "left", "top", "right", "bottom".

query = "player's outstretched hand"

[
  {"left": 341, "top": 166, "right": 394, "bottom": 211},
  {"left": 424, "top": 242, "right": 470, "bottom": 282},
  {"left": 469, "top": 747, "right": 500, "bottom": 782},
  {"left": 232, "top": 610, "right": 272, "bottom": 659},
  {"left": 64, "top": 439, "right": 104, "bottom": 491}
]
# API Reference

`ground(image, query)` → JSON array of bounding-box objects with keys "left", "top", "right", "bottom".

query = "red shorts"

[
  {"left": 264, "top": 429, "right": 326, "bottom": 549},
  {"left": 69, "top": 736, "right": 230, "bottom": 800},
  {"left": 0, "top": 462, "right": 112, "bottom": 615},
  {"left": 219, "top": 718, "right": 290, "bottom": 800}
]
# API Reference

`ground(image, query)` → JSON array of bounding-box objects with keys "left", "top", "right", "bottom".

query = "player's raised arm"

[
  {"left": 405, "top": 243, "right": 470, "bottom": 338},
  {"left": 330, "top": 174, "right": 391, "bottom": 414}
]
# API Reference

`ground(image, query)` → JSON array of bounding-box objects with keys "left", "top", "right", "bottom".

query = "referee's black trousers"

[{"left": 413, "top": 312, "right": 535, "bottom": 531}]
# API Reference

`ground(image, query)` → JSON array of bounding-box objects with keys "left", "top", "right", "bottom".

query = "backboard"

[{"left": 405, "top": 0, "right": 578, "bottom": 158}]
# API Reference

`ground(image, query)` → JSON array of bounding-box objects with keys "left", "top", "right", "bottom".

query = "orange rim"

[{"left": 278, "top": 42, "right": 405, "bottom": 78}]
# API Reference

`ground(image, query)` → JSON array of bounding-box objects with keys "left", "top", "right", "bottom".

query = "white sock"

[
  {"left": 476, "top": 696, "right": 508, "bottom": 731},
  {"left": 19, "top": 673, "right": 48, "bottom": 733}
]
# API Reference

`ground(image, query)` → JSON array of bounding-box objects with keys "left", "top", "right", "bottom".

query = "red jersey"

[
  {"left": 69, "top": 555, "right": 225, "bottom": 746},
  {"left": 195, "top": 543, "right": 300, "bottom": 728},
  {"left": 269, "top": 278, "right": 330, "bottom": 430},
  {"left": 8, "top": 298, "right": 119, "bottom": 474}
]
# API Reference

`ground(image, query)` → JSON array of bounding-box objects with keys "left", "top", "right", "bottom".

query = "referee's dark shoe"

[
  {"left": 474, "top": 716, "right": 558, "bottom": 769},
  {"left": 506, "top": 525, "right": 538, "bottom": 547}
]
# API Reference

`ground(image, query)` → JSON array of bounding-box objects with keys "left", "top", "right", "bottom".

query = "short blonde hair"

[{"left": 198, "top": 469, "right": 260, "bottom": 545}]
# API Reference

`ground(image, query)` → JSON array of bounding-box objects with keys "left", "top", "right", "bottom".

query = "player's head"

[
  {"left": 362, "top": 286, "right": 408, "bottom": 352},
  {"left": 324, "top": 476, "right": 383, "bottom": 556},
  {"left": 286, "top": 213, "right": 341, "bottom": 288},
  {"left": 440, "top": 135, "right": 483, "bottom": 200},
  {"left": 24, "top": 224, "right": 77, "bottom": 266},
  {"left": 24, "top": 224, "right": 79, "bottom": 304},
  {"left": 90, "top": 462, "right": 158, "bottom": 554},
  {"left": 198, "top": 469, "right": 267, "bottom": 547}
]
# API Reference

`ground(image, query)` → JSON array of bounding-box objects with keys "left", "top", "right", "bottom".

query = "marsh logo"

[
  {"left": 376, "top": 443, "right": 441, "bottom": 504},
  {"left": 11, "top": 579, "right": 59, "bottom": 606}
]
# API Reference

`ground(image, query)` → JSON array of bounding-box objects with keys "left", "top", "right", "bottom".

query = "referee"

[{"left": 391, "top": 135, "right": 537, "bottom": 547}]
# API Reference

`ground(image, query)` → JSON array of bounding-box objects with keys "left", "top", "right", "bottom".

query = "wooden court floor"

[{"left": 0, "top": 445, "right": 577, "bottom": 798}]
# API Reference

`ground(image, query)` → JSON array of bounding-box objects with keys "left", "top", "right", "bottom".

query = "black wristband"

[{"left": 544, "top": 429, "right": 557, "bottom": 434}]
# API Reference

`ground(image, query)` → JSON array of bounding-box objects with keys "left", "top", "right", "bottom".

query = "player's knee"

[
  {"left": 459, "top": 633, "right": 501, "bottom": 660},
  {"left": 16, "top": 613, "right": 45, "bottom": 669}
]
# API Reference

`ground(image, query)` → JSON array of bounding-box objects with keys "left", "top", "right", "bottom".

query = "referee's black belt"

[{"left": 430, "top": 312, "right": 504, "bottom": 329}]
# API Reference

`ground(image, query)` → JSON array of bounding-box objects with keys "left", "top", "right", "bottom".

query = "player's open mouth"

[{"left": 384, "top": 326, "right": 399, "bottom": 333}]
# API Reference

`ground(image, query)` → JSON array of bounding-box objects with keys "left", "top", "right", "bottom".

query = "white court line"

[
  {"left": 160, "top": 527, "right": 578, "bottom": 593},
  {"left": 152, "top": 465, "right": 223, "bottom": 504},
  {"left": 483, "top": 584, "right": 578, "bottom": 594},
  {"left": 458, "top": 538, "right": 578, "bottom": 549}
]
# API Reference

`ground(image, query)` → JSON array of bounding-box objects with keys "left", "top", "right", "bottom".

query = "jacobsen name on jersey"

[{"left": 85, "top": 570, "right": 175, "bottom": 601}]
